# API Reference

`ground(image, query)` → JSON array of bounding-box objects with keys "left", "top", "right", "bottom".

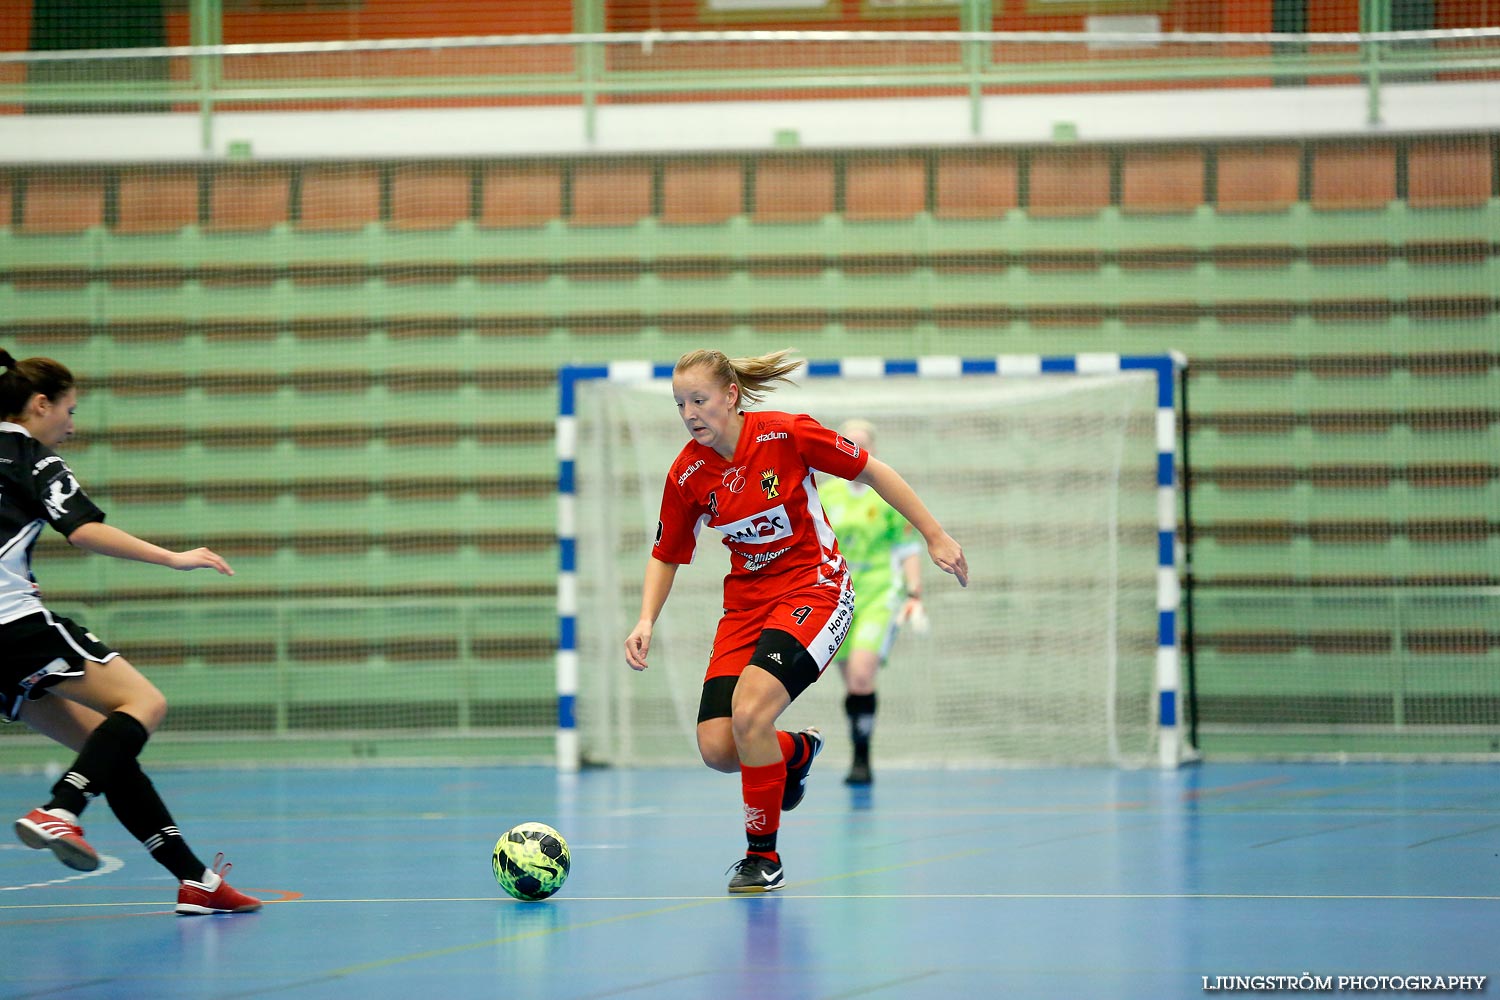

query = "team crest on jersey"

[
  {"left": 43, "top": 471, "right": 83, "bottom": 520},
  {"left": 760, "top": 469, "right": 780, "bottom": 499}
]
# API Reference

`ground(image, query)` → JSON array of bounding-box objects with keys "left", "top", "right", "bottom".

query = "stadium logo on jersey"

[
  {"left": 835, "top": 435, "right": 861, "bottom": 459},
  {"left": 718, "top": 505, "right": 792, "bottom": 546},
  {"left": 722, "top": 466, "right": 747, "bottom": 493},
  {"left": 43, "top": 471, "right": 82, "bottom": 520},
  {"left": 760, "top": 469, "right": 780, "bottom": 499},
  {"left": 677, "top": 460, "right": 704, "bottom": 486},
  {"left": 755, "top": 431, "right": 788, "bottom": 443}
]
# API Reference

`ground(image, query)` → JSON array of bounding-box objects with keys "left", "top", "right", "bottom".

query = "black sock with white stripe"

[
  {"left": 105, "top": 759, "right": 207, "bottom": 882},
  {"left": 845, "top": 693, "right": 876, "bottom": 765},
  {"left": 46, "top": 710, "right": 150, "bottom": 817}
]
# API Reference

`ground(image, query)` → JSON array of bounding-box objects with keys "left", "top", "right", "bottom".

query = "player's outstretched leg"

[
  {"left": 176, "top": 853, "right": 262, "bottom": 915},
  {"left": 14, "top": 807, "right": 99, "bottom": 872},
  {"left": 15, "top": 709, "right": 152, "bottom": 873},
  {"left": 781, "top": 727, "right": 823, "bottom": 811}
]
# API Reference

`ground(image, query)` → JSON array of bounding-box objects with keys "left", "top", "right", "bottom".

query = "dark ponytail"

[{"left": 0, "top": 350, "right": 76, "bottom": 421}]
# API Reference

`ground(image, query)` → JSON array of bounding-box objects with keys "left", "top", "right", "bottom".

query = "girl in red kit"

[{"left": 624, "top": 348, "right": 968, "bottom": 892}]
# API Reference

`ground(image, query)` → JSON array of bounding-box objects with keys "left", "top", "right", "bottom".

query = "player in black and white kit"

[{"left": 0, "top": 350, "right": 260, "bottom": 915}]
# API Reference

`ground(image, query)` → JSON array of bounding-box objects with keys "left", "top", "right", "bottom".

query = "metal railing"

[{"left": 2, "top": 28, "right": 1499, "bottom": 150}]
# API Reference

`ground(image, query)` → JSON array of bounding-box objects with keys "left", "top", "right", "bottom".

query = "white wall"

[{"left": 3, "top": 79, "right": 1498, "bottom": 163}]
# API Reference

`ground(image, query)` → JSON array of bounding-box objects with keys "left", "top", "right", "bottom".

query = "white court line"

[
  {"left": 7, "top": 890, "right": 1495, "bottom": 911},
  {"left": 0, "top": 843, "right": 126, "bottom": 891}
]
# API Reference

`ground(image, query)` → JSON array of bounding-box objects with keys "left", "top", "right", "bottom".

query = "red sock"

[
  {"left": 740, "top": 760, "right": 785, "bottom": 860},
  {"left": 776, "top": 730, "right": 795, "bottom": 763}
]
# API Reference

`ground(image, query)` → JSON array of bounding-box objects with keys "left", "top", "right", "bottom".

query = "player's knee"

[
  {"left": 701, "top": 748, "right": 739, "bottom": 773},
  {"left": 130, "top": 693, "right": 167, "bottom": 734},
  {"left": 729, "top": 699, "right": 776, "bottom": 747},
  {"left": 114, "top": 662, "right": 167, "bottom": 732},
  {"left": 697, "top": 733, "right": 739, "bottom": 773}
]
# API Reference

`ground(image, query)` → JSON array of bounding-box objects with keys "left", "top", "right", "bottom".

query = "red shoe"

[
  {"left": 176, "top": 854, "right": 262, "bottom": 915},
  {"left": 14, "top": 807, "right": 100, "bottom": 872}
]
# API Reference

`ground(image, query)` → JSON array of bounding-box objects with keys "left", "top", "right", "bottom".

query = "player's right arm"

[
  {"left": 68, "top": 522, "right": 234, "bottom": 575},
  {"left": 625, "top": 557, "right": 679, "bottom": 671}
]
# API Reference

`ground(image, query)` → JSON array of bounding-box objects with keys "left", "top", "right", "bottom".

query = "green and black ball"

[{"left": 492, "top": 822, "right": 570, "bottom": 901}]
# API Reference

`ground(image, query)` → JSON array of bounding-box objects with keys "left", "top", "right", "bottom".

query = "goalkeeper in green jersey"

[{"left": 818, "top": 419, "right": 926, "bottom": 785}]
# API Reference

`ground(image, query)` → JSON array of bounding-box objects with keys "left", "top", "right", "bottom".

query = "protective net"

[
  {"left": 1, "top": 7, "right": 1497, "bottom": 767},
  {"left": 572, "top": 370, "right": 1164, "bottom": 768}
]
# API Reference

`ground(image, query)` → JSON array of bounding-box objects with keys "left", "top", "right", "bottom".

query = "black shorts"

[
  {"left": 0, "top": 611, "right": 118, "bottom": 723},
  {"left": 696, "top": 628, "right": 821, "bottom": 723}
]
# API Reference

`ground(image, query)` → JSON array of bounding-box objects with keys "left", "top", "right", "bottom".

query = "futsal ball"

[{"left": 492, "top": 822, "right": 570, "bottom": 901}]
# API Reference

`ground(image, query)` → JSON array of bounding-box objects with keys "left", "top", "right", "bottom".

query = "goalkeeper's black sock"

[
  {"left": 845, "top": 693, "right": 876, "bottom": 764},
  {"left": 46, "top": 711, "right": 150, "bottom": 817}
]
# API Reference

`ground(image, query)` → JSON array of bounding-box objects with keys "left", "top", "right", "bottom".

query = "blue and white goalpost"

[{"left": 557, "top": 353, "right": 1188, "bottom": 772}]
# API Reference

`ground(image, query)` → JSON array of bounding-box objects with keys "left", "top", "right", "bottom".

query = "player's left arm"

[{"left": 854, "top": 457, "right": 967, "bottom": 588}]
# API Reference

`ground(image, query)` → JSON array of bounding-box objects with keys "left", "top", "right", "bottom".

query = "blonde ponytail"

[{"left": 674, "top": 348, "right": 801, "bottom": 407}]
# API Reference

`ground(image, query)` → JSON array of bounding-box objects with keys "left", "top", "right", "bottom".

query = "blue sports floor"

[{"left": 2, "top": 762, "right": 1496, "bottom": 999}]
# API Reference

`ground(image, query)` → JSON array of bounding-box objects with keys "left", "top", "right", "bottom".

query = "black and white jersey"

[{"left": 0, "top": 422, "right": 106, "bottom": 623}]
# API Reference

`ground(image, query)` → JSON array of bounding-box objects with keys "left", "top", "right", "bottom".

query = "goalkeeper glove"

[{"left": 898, "top": 596, "right": 929, "bottom": 635}]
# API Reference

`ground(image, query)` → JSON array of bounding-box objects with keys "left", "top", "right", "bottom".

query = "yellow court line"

[
  {"left": 326, "top": 896, "right": 726, "bottom": 978},
  {"left": 311, "top": 843, "right": 1006, "bottom": 979},
  {"left": 306, "top": 838, "right": 1500, "bottom": 982}
]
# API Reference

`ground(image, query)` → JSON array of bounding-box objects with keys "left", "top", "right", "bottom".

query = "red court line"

[{"left": 1182, "top": 776, "right": 1293, "bottom": 801}]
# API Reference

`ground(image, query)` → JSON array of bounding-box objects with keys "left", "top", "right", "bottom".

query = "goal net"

[{"left": 563, "top": 355, "right": 1183, "bottom": 770}]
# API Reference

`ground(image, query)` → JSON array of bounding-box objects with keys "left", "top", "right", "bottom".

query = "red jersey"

[{"left": 653, "top": 410, "right": 870, "bottom": 611}]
